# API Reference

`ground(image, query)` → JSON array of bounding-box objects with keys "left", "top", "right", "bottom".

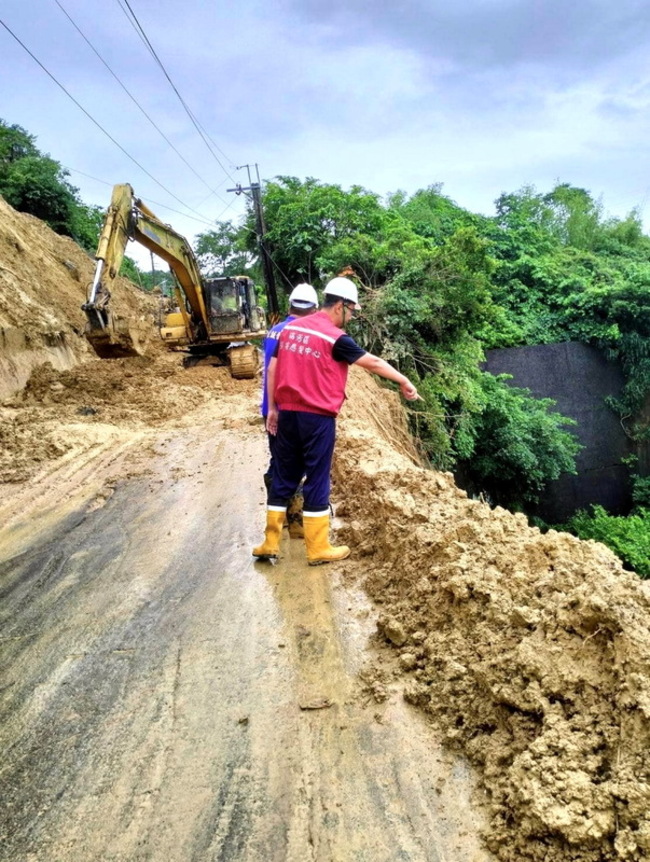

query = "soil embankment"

[
  {"left": 337, "top": 372, "right": 650, "bottom": 861},
  {"left": 0, "top": 195, "right": 153, "bottom": 399},
  {"left": 2, "top": 197, "right": 650, "bottom": 861}
]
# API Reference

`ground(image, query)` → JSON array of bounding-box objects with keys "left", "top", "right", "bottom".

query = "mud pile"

[
  {"left": 1, "top": 355, "right": 257, "bottom": 483},
  {"left": 0, "top": 195, "right": 154, "bottom": 398},
  {"left": 336, "top": 368, "right": 650, "bottom": 862}
]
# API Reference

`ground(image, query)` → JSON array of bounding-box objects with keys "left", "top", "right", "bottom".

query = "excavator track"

[{"left": 228, "top": 344, "right": 259, "bottom": 379}]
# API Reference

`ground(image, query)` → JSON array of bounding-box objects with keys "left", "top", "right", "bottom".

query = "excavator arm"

[
  {"left": 83, "top": 183, "right": 210, "bottom": 357},
  {"left": 83, "top": 183, "right": 268, "bottom": 377}
]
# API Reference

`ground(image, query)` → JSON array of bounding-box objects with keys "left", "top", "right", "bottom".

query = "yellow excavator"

[{"left": 83, "top": 183, "right": 277, "bottom": 378}]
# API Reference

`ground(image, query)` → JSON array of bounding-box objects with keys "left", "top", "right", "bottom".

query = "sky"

[{"left": 2, "top": 0, "right": 650, "bottom": 270}]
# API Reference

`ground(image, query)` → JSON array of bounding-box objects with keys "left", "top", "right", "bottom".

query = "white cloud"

[{"left": 1, "top": 0, "right": 650, "bottom": 262}]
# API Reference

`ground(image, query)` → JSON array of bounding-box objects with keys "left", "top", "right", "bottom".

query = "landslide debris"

[
  {"left": 0, "top": 194, "right": 155, "bottom": 398},
  {"left": 336, "top": 369, "right": 650, "bottom": 862},
  {"left": 1, "top": 355, "right": 257, "bottom": 483}
]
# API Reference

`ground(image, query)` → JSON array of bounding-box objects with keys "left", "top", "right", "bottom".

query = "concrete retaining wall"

[{"left": 483, "top": 342, "right": 633, "bottom": 522}]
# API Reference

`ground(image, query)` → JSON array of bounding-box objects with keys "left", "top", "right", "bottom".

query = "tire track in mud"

[{"left": 252, "top": 530, "right": 491, "bottom": 862}]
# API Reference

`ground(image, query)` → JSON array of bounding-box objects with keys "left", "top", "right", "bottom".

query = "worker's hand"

[
  {"left": 266, "top": 406, "right": 279, "bottom": 436},
  {"left": 400, "top": 380, "right": 420, "bottom": 401}
]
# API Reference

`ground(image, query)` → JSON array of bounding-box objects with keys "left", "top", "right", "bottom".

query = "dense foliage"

[
  {"left": 0, "top": 119, "right": 102, "bottom": 252},
  {"left": 566, "top": 506, "right": 650, "bottom": 578},
  {"left": 455, "top": 374, "right": 581, "bottom": 509}
]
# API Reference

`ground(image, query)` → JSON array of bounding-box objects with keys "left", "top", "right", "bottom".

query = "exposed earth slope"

[{"left": 0, "top": 195, "right": 153, "bottom": 399}]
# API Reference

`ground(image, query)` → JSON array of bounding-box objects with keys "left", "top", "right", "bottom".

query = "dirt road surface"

[{"left": 0, "top": 413, "right": 492, "bottom": 862}]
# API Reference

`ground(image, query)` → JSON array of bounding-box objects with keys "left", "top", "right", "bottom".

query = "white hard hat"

[
  {"left": 323, "top": 277, "right": 360, "bottom": 309},
  {"left": 289, "top": 282, "right": 318, "bottom": 308}
]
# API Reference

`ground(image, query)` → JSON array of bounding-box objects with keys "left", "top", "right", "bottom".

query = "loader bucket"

[{"left": 85, "top": 316, "right": 148, "bottom": 359}]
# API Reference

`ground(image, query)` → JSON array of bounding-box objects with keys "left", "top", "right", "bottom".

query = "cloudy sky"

[{"left": 2, "top": 0, "right": 650, "bottom": 267}]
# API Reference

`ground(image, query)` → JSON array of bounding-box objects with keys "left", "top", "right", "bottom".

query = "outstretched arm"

[{"left": 353, "top": 352, "right": 420, "bottom": 401}]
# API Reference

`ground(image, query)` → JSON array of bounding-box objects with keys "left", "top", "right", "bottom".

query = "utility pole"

[{"left": 228, "top": 165, "right": 280, "bottom": 323}]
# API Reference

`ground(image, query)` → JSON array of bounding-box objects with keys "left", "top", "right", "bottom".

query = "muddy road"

[
  {"left": 5, "top": 188, "right": 650, "bottom": 862},
  {"left": 0, "top": 417, "right": 491, "bottom": 862}
]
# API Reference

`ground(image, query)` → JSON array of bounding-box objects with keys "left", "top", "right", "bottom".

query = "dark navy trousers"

[
  {"left": 268, "top": 410, "right": 336, "bottom": 513},
  {"left": 264, "top": 429, "right": 277, "bottom": 494}
]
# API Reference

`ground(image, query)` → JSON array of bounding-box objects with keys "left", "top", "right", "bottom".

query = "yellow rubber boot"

[
  {"left": 303, "top": 514, "right": 350, "bottom": 566},
  {"left": 252, "top": 509, "right": 286, "bottom": 559}
]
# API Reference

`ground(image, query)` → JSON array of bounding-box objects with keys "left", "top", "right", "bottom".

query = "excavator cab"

[
  {"left": 204, "top": 277, "right": 264, "bottom": 336},
  {"left": 159, "top": 275, "right": 266, "bottom": 377}
]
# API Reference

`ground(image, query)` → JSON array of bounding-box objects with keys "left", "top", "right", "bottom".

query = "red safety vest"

[{"left": 275, "top": 311, "right": 349, "bottom": 416}]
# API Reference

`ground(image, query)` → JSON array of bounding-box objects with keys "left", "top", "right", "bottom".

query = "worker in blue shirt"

[{"left": 261, "top": 283, "right": 318, "bottom": 533}]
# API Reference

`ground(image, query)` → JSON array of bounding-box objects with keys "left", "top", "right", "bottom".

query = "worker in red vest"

[
  {"left": 253, "top": 276, "right": 420, "bottom": 565},
  {"left": 260, "top": 283, "right": 318, "bottom": 538}
]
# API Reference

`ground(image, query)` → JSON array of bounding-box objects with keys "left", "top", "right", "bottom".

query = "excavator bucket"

[
  {"left": 85, "top": 315, "right": 148, "bottom": 359},
  {"left": 83, "top": 251, "right": 149, "bottom": 359}
]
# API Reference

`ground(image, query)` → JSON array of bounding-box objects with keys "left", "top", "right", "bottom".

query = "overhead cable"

[
  {"left": 194, "top": 177, "right": 231, "bottom": 210},
  {"left": 0, "top": 18, "right": 218, "bottom": 225},
  {"left": 63, "top": 165, "right": 218, "bottom": 228},
  {"left": 53, "top": 0, "right": 231, "bottom": 208},
  {"left": 115, "top": 0, "right": 237, "bottom": 184}
]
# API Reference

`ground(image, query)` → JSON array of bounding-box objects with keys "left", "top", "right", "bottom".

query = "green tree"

[
  {"left": 194, "top": 220, "right": 255, "bottom": 277},
  {"left": 366, "top": 227, "right": 497, "bottom": 359},
  {"left": 0, "top": 121, "right": 39, "bottom": 165},
  {"left": 1, "top": 154, "right": 76, "bottom": 234},
  {"left": 458, "top": 374, "right": 581, "bottom": 509},
  {"left": 0, "top": 118, "right": 101, "bottom": 248},
  {"left": 256, "top": 176, "right": 387, "bottom": 289},
  {"left": 70, "top": 202, "right": 104, "bottom": 254},
  {"left": 543, "top": 183, "right": 603, "bottom": 250},
  {"left": 389, "top": 183, "right": 482, "bottom": 243}
]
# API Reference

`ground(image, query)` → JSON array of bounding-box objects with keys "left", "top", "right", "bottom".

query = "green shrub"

[
  {"left": 566, "top": 505, "right": 650, "bottom": 578},
  {"left": 632, "top": 475, "right": 650, "bottom": 508},
  {"left": 456, "top": 373, "right": 581, "bottom": 509}
]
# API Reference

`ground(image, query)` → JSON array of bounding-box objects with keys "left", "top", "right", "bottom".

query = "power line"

[
  {"left": 70, "top": 163, "right": 292, "bottom": 285},
  {"left": 0, "top": 17, "right": 219, "bottom": 225},
  {"left": 195, "top": 176, "right": 231, "bottom": 209},
  {"left": 114, "top": 0, "right": 238, "bottom": 184},
  {"left": 63, "top": 165, "right": 220, "bottom": 228},
  {"left": 64, "top": 162, "right": 250, "bottom": 230},
  {"left": 118, "top": 0, "right": 236, "bottom": 178},
  {"left": 53, "top": 0, "right": 231, "bottom": 208}
]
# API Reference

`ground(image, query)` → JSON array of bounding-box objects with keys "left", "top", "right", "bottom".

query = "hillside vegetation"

[{"left": 203, "top": 177, "right": 650, "bottom": 572}]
